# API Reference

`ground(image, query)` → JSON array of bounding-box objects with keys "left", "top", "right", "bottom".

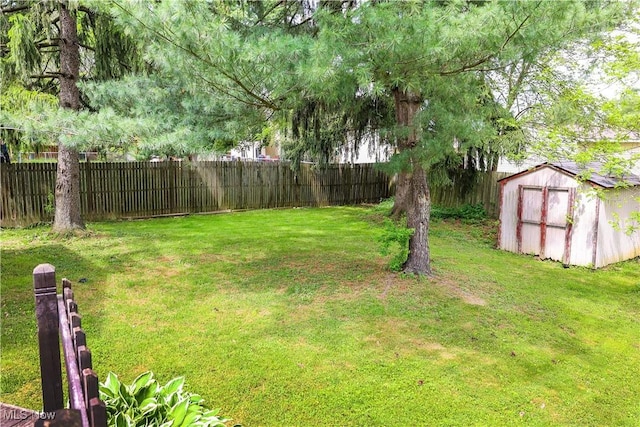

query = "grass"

[{"left": 1, "top": 206, "right": 639, "bottom": 426}]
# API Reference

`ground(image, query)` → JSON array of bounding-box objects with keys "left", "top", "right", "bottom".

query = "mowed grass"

[{"left": 1, "top": 206, "right": 639, "bottom": 426}]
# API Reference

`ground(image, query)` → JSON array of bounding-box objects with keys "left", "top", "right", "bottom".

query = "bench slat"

[
  {"left": 69, "top": 312, "right": 82, "bottom": 331},
  {"left": 88, "top": 398, "right": 107, "bottom": 427},
  {"left": 73, "top": 327, "right": 87, "bottom": 349}
]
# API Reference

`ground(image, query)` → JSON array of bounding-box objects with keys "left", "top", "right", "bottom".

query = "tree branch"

[
  {"left": 1, "top": 5, "right": 30, "bottom": 14},
  {"left": 36, "top": 42, "right": 60, "bottom": 49},
  {"left": 111, "top": 0, "right": 281, "bottom": 110},
  {"left": 254, "top": 0, "right": 285, "bottom": 26},
  {"left": 78, "top": 42, "right": 95, "bottom": 51},
  {"left": 77, "top": 5, "right": 94, "bottom": 15},
  {"left": 289, "top": 15, "right": 314, "bottom": 29},
  {"left": 30, "top": 72, "right": 65, "bottom": 79},
  {"left": 439, "top": 2, "right": 540, "bottom": 76}
]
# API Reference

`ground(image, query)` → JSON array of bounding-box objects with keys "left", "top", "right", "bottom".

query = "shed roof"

[{"left": 498, "top": 161, "right": 640, "bottom": 188}]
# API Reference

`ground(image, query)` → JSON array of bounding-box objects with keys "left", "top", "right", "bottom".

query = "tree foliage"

[
  {"left": 8, "top": 0, "right": 637, "bottom": 270},
  {"left": 85, "top": 0, "right": 638, "bottom": 274},
  {"left": 1, "top": 0, "right": 144, "bottom": 232},
  {"left": 296, "top": 0, "right": 633, "bottom": 273},
  {"left": 1, "top": 0, "right": 144, "bottom": 150}
]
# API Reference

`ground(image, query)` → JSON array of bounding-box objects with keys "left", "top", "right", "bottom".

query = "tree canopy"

[
  {"left": 1, "top": 0, "right": 143, "bottom": 149},
  {"left": 1, "top": 0, "right": 143, "bottom": 231},
  {"left": 3, "top": 0, "right": 638, "bottom": 269}
]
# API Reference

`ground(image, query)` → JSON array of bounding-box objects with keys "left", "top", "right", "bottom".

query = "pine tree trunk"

[
  {"left": 390, "top": 171, "right": 409, "bottom": 219},
  {"left": 402, "top": 163, "right": 431, "bottom": 275},
  {"left": 392, "top": 88, "right": 431, "bottom": 275},
  {"left": 53, "top": 0, "right": 84, "bottom": 232}
]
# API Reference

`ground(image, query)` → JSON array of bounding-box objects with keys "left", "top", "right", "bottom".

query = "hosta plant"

[{"left": 99, "top": 371, "right": 229, "bottom": 427}]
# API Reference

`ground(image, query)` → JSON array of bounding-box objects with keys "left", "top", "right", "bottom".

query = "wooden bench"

[{"left": 33, "top": 264, "right": 107, "bottom": 427}]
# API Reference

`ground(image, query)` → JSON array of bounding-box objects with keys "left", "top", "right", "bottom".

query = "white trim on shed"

[{"left": 498, "top": 162, "right": 640, "bottom": 268}]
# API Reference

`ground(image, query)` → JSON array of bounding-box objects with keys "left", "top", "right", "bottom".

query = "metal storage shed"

[{"left": 497, "top": 162, "right": 640, "bottom": 268}]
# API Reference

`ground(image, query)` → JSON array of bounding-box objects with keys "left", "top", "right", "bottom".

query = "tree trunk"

[
  {"left": 53, "top": 145, "right": 84, "bottom": 231},
  {"left": 390, "top": 171, "right": 410, "bottom": 219},
  {"left": 53, "top": 0, "right": 84, "bottom": 232},
  {"left": 402, "top": 163, "right": 431, "bottom": 275},
  {"left": 392, "top": 88, "right": 432, "bottom": 275}
]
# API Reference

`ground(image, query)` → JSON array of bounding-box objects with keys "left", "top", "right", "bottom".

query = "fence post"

[{"left": 33, "top": 263, "right": 64, "bottom": 411}]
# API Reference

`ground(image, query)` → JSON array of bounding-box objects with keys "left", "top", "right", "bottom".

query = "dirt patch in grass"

[
  {"left": 198, "top": 253, "right": 242, "bottom": 264},
  {"left": 283, "top": 302, "right": 329, "bottom": 324},
  {"left": 373, "top": 270, "right": 486, "bottom": 306},
  {"left": 362, "top": 318, "right": 459, "bottom": 360},
  {"left": 378, "top": 273, "right": 399, "bottom": 300},
  {"left": 408, "top": 339, "right": 458, "bottom": 359},
  {"left": 432, "top": 276, "right": 487, "bottom": 306},
  {"left": 118, "top": 257, "right": 186, "bottom": 280},
  {"left": 279, "top": 257, "right": 380, "bottom": 277}
]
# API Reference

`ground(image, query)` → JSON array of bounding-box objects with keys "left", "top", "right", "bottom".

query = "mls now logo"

[{"left": 1, "top": 409, "right": 56, "bottom": 421}]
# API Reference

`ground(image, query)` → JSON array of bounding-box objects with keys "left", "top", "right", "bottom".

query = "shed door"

[{"left": 517, "top": 186, "right": 576, "bottom": 264}]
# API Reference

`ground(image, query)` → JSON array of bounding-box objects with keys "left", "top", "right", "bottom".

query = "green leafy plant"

[
  {"left": 44, "top": 191, "right": 55, "bottom": 216},
  {"left": 378, "top": 219, "right": 414, "bottom": 272},
  {"left": 99, "top": 371, "right": 229, "bottom": 427}
]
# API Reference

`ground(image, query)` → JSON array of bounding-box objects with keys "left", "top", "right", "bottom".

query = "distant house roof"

[
  {"left": 498, "top": 161, "right": 640, "bottom": 188},
  {"left": 568, "top": 127, "right": 640, "bottom": 144}
]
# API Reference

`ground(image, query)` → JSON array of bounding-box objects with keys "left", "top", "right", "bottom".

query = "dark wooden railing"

[{"left": 33, "top": 264, "right": 106, "bottom": 427}]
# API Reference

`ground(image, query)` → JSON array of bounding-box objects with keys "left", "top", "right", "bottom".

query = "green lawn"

[{"left": 1, "top": 207, "right": 639, "bottom": 426}]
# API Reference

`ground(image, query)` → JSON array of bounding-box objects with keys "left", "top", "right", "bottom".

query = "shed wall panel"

[
  {"left": 545, "top": 227, "right": 566, "bottom": 261},
  {"left": 547, "top": 190, "right": 570, "bottom": 226},
  {"left": 522, "top": 188, "right": 543, "bottom": 222},
  {"left": 596, "top": 187, "right": 640, "bottom": 268},
  {"left": 498, "top": 181, "right": 520, "bottom": 253},
  {"left": 566, "top": 186, "right": 599, "bottom": 267},
  {"left": 521, "top": 224, "right": 541, "bottom": 255}
]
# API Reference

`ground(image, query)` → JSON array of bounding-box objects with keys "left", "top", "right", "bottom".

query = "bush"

[
  {"left": 378, "top": 219, "right": 414, "bottom": 272},
  {"left": 100, "top": 371, "right": 229, "bottom": 427}
]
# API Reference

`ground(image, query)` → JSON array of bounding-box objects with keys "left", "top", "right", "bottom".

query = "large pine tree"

[
  {"left": 1, "top": 0, "right": 140, "bottom": 232},
  {"left": 102, "top": 0, "right": 635, "bottom": 274}
]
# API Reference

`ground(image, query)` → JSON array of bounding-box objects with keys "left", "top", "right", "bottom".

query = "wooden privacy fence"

[
  {"left": 1, "top": 161, "right": 509, "bottom": 226},
  {"left": 1, "top": 161, "right": 391, "bottom": 227},
  {"left": 34, "top": 264, "right": 106, "bottom": 427},
  {"left": 431, "top": 171, "right": 510, "bottom": 218}
]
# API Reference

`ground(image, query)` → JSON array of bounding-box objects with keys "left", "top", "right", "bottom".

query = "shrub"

[
  {"left": 378, "top": 219, "right": 414, "bottom": 272},
  {"left": 100, "top": 371, "right": 229, "bottom": 427}
]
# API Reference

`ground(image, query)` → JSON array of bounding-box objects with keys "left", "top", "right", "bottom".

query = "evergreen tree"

[
  {"left": 55, "top": 0, "right": 84, "bottom": 231},
  {"left": 1, "top": 0, "right": 141, "bottom": 232},
  {"left": 101, "top": 0, "right": 635, "bottom": 274}
]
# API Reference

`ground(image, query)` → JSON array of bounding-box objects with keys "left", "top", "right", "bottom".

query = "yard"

[{"left": 1, "top": 206, "right": 639, "bottom": 426}]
